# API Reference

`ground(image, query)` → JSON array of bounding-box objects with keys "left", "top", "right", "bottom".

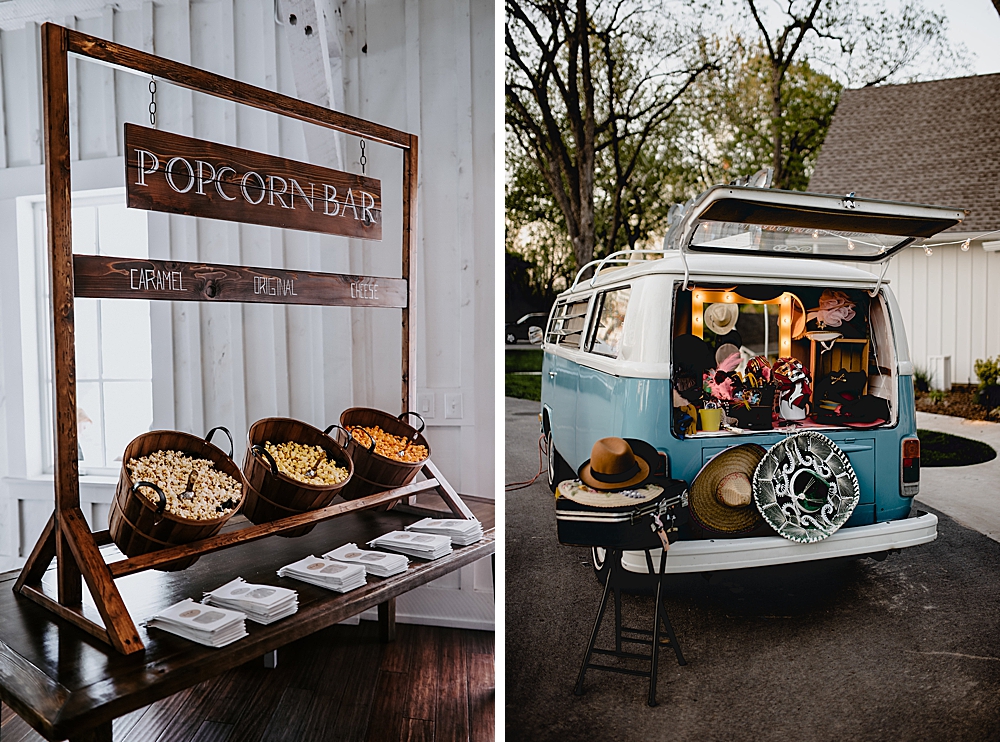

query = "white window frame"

[{"left": 17, "top": 187, "right": 154, "bottom": 478}]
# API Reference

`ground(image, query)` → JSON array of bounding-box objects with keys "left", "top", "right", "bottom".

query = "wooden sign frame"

[{"left": 15, "top": 23, "right": 476, "bottom": 655}]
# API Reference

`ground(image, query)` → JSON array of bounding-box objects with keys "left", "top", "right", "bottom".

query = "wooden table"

[{"left": 0, "top": 498, "right": 494, "bottom": 742}]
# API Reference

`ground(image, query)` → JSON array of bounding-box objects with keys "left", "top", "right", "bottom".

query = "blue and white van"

[{"left": 540, "top": 183, "right": 967, "bottom": 577}]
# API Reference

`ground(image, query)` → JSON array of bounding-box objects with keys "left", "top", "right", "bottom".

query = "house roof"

[{"left": 808, "top": 73, "right": 1000, "bottom": 233}]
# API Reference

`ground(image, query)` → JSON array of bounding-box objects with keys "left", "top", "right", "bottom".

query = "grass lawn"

[
  {"left": 506, "top": 349, "right": 543, "bottom": 372},
  {"left": 917, "top": 429, "right": 997, "bottom": 467},
  {"left": 506, "top": 349, "right": 543, "bottom": 401},
  {"left": 505, "top": 373, "right": 541, "bottom": 401}
]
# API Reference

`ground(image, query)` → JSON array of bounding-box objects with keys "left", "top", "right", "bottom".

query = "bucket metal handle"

[
  {"left": 397, "top": 411, "right": 426, "bottom": 435},
  {"left": 205, "top": 426, "right": 234, "bottom": 458},
  {"left": 133, "top": 480, "right": 167, "bottom": 525},
  {"left": 326, "top": 424, "right": 375, "bottom": 453},
  {"left": 251, "top": 444, "right": 280, "bottom": 477}
]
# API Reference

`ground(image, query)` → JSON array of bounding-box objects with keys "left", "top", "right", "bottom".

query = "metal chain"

[
  {"left": 148, "top": 77, "right": 156, "bottom": 127},
  {"left": 359, "top": 140, "right": 367, "bottom": 175}
]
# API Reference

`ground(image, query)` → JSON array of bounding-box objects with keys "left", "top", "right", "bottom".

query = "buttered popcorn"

[
  {"left": 128, "top": 450, "right": 242, "bottom": 520},
  {"left": 350, "top": 425, "right": 428, "bottom": 463},
  {"left": 263, "top": 441, "right": 349, "bottom": 486}
]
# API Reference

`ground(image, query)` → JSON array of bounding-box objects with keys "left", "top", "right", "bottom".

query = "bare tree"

[
  {"left": 506, "top": 0, "right": 715, "bottom": 269},
  {"left": 727, "top": 0, "right": 965, "bottom": 189}
]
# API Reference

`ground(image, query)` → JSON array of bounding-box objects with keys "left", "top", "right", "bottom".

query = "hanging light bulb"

[
  {"left": 962, "top": 239, "right": 971, "bottom": 251},
  {"left": 924, "top": 245, "right": 933, "bottom": 256},
  {"left": 847, "top": 240, "right": 855, "bottom": 251},
  {"left": 812, "top": 230, "right": 819, "bottom": 239}
]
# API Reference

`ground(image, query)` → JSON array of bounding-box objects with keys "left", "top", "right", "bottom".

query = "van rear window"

[{"left": 546, "top": 298, "right": 591, "bottom": 348}]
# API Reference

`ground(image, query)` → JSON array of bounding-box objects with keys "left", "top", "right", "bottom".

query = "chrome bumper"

[{"left": 620, "top": 512, "right": 938, "bottom": 574}]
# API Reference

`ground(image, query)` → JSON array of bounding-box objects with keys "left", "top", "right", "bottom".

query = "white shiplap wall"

[
  {"left": 0, "top": 0, "right": 494, "bottom": 628},
  {"left": 859, "top": 239, "right": 1000, "bottom": 386}
]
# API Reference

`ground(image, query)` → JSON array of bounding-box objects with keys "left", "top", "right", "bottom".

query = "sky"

[{"left": 915, "top": 0, "right": 1000, "bottom": 76}]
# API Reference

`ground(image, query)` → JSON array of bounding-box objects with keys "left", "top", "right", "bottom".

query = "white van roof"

[{"left": 561, "top": 251, "right": 884, "bottom": 297}]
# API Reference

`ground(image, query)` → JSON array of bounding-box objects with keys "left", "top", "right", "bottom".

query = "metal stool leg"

[
  {"left": 658, "top": 590, "right": 687, "bottom": 666},
  {"left": 574, "top": 549, "right": 617, "bottom": 696},
  {"left": 648, "top": 567, "right": 663, "bottom": 706},
  {"left": 614, "top": 580, "right": 623, "bottom": 655}
]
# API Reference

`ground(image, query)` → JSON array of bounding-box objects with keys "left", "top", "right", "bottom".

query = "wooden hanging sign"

[
  {"left": 73, "top": 255, "right": 406, "bottom": 308},
  {"left": 124, "top": 123, "right": 382, "bottom": 240}
]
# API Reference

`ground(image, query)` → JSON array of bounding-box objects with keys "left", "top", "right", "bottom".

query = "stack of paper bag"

[
  {"left": 203, "top": 578, "right": 299, "bottom": 625},
  {"left": 324, "top": 543, "right": 409, "bottom": 577},
  {"left": 405, "top": 517, "right": 484, "bottom": 546},
  {"left": 277, "top": 556, "right": 367, "bottom": 593},
  {"left": 368, "top": 531, "right": 452, "bottom": 560},
  {"left": 147, "top": 599, "right": 247, "bottom": 647}
]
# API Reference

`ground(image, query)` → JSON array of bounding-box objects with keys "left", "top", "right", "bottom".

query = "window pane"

[
  {"left": 548, "top": 299, "right": 590, "bottom": 348},
  {"left": 76, "top": 381, "right": 104, "bottom": 468},
  {"left": 100, "top": 299, "right": 152, "bottom": 379},
  {"left": 590, "top": 288, "right": 630, "bottom": 357},
  {"left": 98, "top": 202, "right": 148, "bottom": 258},
  {"left": 71, "top": 206, "right": 98, "bottom": 254},
  {"left": 75, "top": 298, "right": 100, "bottom": 380},
  {"left": 103, "top": 381, "right": 153, "bottom": 466}
]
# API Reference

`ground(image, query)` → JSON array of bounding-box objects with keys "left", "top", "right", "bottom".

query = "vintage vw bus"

[{"left": 540, "top": 183, "right": 967, "bottom": 578}]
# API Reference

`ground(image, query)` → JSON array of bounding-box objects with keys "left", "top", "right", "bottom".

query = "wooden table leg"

[
  {"left": 70, "top": 719, "right": 113, "bottom": 742},
  {"left": 378, "top": 598, "right": 396, "bottom": 642}
]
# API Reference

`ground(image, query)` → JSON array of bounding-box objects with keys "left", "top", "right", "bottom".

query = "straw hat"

[
  {"left": 704, "top": 303, "right": 740, "bottom": 336},
  {"left": 578, "top": 437, "right": 652, "bottom": 491},
  {"left": 689, "top": 444, "right": 766, "bottom": 534}
]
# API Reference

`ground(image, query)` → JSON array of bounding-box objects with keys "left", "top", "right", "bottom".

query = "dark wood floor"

[{"left": 0, "top": 621, "right": 494, "bottom": 742}]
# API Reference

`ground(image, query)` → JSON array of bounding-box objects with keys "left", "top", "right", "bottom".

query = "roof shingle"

[{"left": 808, "top": 73, "right": 1000, "bottom": 232}]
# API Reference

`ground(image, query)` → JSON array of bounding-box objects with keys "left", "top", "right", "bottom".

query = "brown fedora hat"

[
  {"left": 578, "top": 437, "right": 652, "bottom": 491},
  {"left": 689, "top": 444, "right": 767, "bottom": 534}
]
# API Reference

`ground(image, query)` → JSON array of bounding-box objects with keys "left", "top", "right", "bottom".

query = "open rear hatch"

[{"left": 672, "top": 186, "right": 967, "bottom": 262}]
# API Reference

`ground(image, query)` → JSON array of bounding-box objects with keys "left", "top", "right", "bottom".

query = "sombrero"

[
  {"left": 789, "top": 294, "right": 806, "bottom": 340},
  {"left": 578, "top": 437, "right": 653, "bottom": 491},
  {"left": 689, "top": 444, "right": 767, "bottom": 535},
  {"left": 704, "top": 303, "right": 740, "bottom": 336},
  {"left": 753, "top": 432, "right": 860, "bottom": 543}
]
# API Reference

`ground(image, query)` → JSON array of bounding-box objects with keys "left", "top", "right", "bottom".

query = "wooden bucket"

[
  {"left": 338, "top": 408, "right": 430, "bottom": 500},
  {"left": 109, "top": 427, "right": 246, "bottom": 571},
  {"left": 241, "top": 417, "right": 354, "bottom": 537}
]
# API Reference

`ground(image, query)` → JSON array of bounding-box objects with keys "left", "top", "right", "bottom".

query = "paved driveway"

[
  {"left": 916, "top": 411, "right": 1000, "bottom": 543},
  {"left": 505, "top": 397, "right": 1000, "bottom": 742}
]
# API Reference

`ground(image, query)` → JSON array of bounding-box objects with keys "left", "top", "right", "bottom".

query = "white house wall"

[
  {"left": 0, "top": 0, "right": 494, "bottom": 629},
  {"left": 858, "top": 242, "right": 1000, "bottom": 386}
]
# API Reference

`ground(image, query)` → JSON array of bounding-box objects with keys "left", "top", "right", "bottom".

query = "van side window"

[
  {"left": 546, "top": 298, "right": 591, "bottom": 348},
  {"left": 587, "top": 287, "right": 631, "bottom": 357}
]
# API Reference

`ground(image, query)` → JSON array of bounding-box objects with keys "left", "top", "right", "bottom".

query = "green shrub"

[
  {"left": 912, "top": 365, "right": 931, "bottom": 393},
  {"left": 927, "top": 389, "right": 945, "bottom": 404},
  {"left": 974, "top": 355, "right": 1000, "bottom": 389}
]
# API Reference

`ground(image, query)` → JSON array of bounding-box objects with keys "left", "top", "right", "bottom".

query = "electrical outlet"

[
  {"left": 417, "top": 392, "right": 435, "bottom": 419},
  {"left": 444, "top": 393, "right": 463, "bottom": 420}
]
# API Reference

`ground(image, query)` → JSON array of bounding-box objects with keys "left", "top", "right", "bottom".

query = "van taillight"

[{"left": 901, "top": 438, "right": 919, "bottom": 497}]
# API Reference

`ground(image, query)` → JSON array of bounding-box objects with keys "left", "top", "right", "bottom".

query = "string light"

[
  {"left": 847, "top": 240, "right": 855, "bottom": 251},
  {"left": 924, "top": 245, "right": 933, "bottom": 256},
  {"left": 921, "top": 229, "right": 1000, "bottom": 254}
]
